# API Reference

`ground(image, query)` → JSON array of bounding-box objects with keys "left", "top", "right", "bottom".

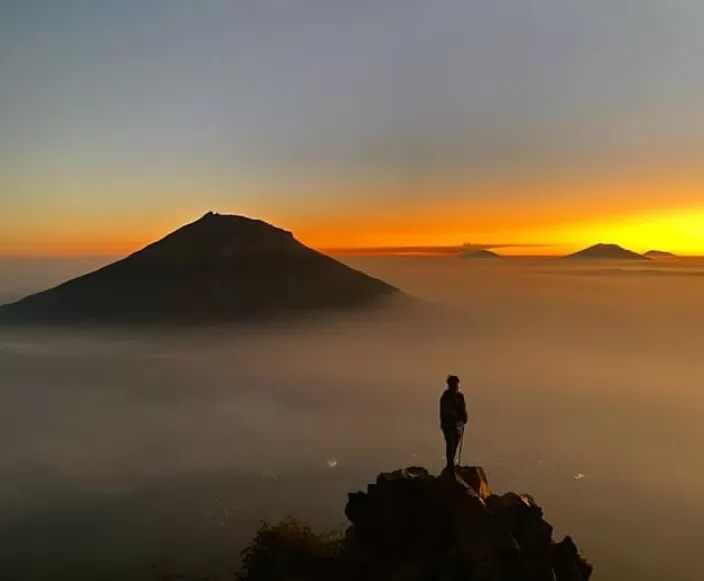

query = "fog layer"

[{"left": 1, "top": 256, "right": 704, "bottom": 580}]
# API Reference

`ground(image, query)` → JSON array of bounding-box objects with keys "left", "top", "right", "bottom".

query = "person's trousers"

[{"left": 442, "top": 425, "right": 463, "bottom": 469}]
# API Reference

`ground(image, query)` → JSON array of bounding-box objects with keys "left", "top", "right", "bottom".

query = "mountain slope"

[
  {"left": 0, "top": 212, "right": 401, "bottom": 325},
  {"left": 563, "top": 243, "right": 649, "bottom": 260}
]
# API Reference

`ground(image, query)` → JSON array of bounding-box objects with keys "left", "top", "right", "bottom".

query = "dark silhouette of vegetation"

[{"left": 236, "top": 517, "right": 343, "bottom": 581}]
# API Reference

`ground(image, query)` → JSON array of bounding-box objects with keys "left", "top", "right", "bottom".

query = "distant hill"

[
  {"left": 563, "top": 243, "right": 649, "bottom": 260},
  {"left": 0, "top": 212, "right": 401, "bottom": 325},
  {"left": 644, "top": 250, "right": 676, "bottom": 258},
  {"left": 458, "top": 248, "right": 503, "bottom": 259}
]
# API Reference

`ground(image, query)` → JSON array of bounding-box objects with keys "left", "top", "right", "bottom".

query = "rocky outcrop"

[{"left": 343, "top": 466, "right": 592, "bottom": 581}]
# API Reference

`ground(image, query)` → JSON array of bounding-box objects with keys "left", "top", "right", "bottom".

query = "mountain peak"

[
  {"left": 135, "top": 213, "right": 299, "bottom": 263},
  {"left": 196, "top": 211, "right": 284, "bottom": 229},
  {"left": 564, "top": 243, "right": 649, "bottom": 260},
  {"left": 0, "top": 213, "right": 400, "bottom": 325},
  {"left": 459, "top": 248, "right": 503, "bottom": 259}
]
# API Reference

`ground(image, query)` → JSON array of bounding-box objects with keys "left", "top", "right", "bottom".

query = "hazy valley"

[{"left": 0, "top": 254, "right": 703, "bottom": 579}]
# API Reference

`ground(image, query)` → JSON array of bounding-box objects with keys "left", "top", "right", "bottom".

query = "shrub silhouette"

[{"left": 237, "top": 517, "right": 343, "bottom": 581}]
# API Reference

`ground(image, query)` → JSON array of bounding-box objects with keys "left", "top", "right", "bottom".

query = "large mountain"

[
  {"left": 563, "top": 243, "right": 649, "bottom": 260},
  {"left": 0, "top": 212, "right": 400, "bottom": 325}
]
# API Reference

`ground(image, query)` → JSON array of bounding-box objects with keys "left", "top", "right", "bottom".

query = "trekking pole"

[{"left": 457, "top": 426, "right": 465, "bottom": 467}]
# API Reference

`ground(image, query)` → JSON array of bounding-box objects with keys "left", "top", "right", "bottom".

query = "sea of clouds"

[{"left": 1, "top": 255, "right": 703, "bottom": 580}]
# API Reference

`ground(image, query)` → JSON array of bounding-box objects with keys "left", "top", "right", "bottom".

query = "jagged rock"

[
  {"left": 553, "top": 537, "right": 594, "bottom": 581},
  {"left": 344, "top": 466, "right": 592, "bottom": 581},
  {"left": 455, "top": 466, "right": 493, "bottom": 500}
]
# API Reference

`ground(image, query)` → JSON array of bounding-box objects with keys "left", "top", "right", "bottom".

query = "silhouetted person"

[{"left": 440, "top": 375, "right": 467, "bottom": 474}]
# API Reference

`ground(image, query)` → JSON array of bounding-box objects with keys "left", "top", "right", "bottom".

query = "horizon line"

[
  {"left": 320, "top": 243, "right": 556, "bottom": 256},
  {"left": 321, "top": 245, "right": 703, "bottom": 258},
  {"left": 1, "top": 244, "right": 701, "bottom": 259}
]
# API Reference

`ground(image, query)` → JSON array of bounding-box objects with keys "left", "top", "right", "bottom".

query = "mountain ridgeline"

[{"left": 0, "top": 213, "right": 401, "bottom": 325}]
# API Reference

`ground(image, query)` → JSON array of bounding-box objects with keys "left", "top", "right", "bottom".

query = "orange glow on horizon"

[
  {"left": 6, "top": 207, "right": 701, "bottom": 258},
  {"left": 296, "top": 207, "right": 704, "bottom": 257},
  {"left": 2, "top": 181, "right": 703, "bottom": 257},
  {"left": 4, "top": 208, "right": 703, "bottom": 258},
  {"left": 285, "top": 172, "right": 704, "bottom": 256}
]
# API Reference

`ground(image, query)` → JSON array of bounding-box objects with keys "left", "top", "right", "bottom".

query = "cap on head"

[{"left": 447, "top": 375, "right": 460, "bottom": 387}]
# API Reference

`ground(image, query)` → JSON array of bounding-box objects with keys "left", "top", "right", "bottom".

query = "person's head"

[{"left": 446, "top": 375, "right": 460, "bottom": 392}]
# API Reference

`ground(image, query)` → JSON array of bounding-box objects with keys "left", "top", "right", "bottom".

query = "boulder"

[{"left": 344, "top": 465, "right": 592, "bottom": 581}]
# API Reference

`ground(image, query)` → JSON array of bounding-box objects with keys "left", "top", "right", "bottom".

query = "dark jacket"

[{"left": 440, "top": 389, "right": 467, "bottom": 430}]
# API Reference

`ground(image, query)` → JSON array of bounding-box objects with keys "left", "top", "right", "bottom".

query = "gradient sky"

[{"left": 2, "top": 0, "right": 704, "bottom": 255}]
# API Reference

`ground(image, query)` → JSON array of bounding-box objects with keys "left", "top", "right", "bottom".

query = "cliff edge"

[{"left": 238, "top": 465, "right": 592, "bottom": 581}]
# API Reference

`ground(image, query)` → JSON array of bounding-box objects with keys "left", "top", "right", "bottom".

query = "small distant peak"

[
  {"left": 645, "top": 249, "right": 676, "bottom": 258},
  {"left": 459, "top": 248, "right": 502, "bottom": 259},
  {"left": 564, "top": 242, "right": 648, "bottom": 260}
]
